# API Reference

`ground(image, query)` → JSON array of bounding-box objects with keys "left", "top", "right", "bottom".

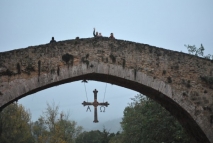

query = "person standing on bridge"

[
  {"left": 98, "top": 33, "right": 102, "bottom": 37},
  {"left": 50, "top": 37, "right": 56, "bottom": 43},
  {"left": 109, "top": 33, "right": 115, "bottom": 39},
  {"left": 93, "top": 28, "right": 99, "bottom": 37}
]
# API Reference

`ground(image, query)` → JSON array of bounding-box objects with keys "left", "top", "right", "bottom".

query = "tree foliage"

[
  {"left": 75, "top": 127, "right": 117, "bottom": 143},
  {"left": 108, "top": 131, "right": 124, "bottom": 143},
  {"left": 185, "top": 44, "right": 213, "bottom": 59},
  {"left": 0, "top": 103, "right": 34, "bottom": 143},
  {"left": 31, "top": 102, "right": 83, "bottom": 143},
  {"left": 75, "top": 130, "right": 103, "bottom": 143},
  {"left": 184, "top": 44, "right": 204, "bottom": 56},
  {"left": 120, "top": 94, "right": 192, "bottom": 143},
  {"left": 0, "top": 95, "right": 195, "bottom": 143}
]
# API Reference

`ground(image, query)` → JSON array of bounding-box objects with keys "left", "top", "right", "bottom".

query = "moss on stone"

[
  {"left": 57, "top": 66, "right": 60, "bottom": 76},
  {"left": 122, "top": 59, "right": 126, "bottom": 69},
  {"left": 134, "top": 69, "right": 137, "bottom": 80},
  {"left": 210, "top": 115, "right": 213, "bottom": 124},
  {"left": 25, "top": 64, "right": 35, "bottom": 72},
  {"left": 38, "top": 60, "right": 41, "bottom": 76},
  {"left": 51, "top": 69, "right": 55, "bottom": 74},
  {"left": 109, "top": 54, "right": 116, "bottom": 63},
  {"left": 182, "top": 79, "right": 191, "bottom": 88},
  {"left": 167, "top": 77, "right": 172, "bottom": 83},
  {"left": 86, "top": 54, "right": 89, "bottom": 59},
  {"left": 17, "top": 63, "right": 21, "bottom": 74},
  {"left": 62, "top": 53, "right": 74, "bottom": 66},
  {"left": 200, "top": 76, "right": 213, "bottom": 84},
  {"left": 0, "top": 69, "right": 14, "bottom": 76}
]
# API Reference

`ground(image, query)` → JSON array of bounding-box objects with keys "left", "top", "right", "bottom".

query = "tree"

[
  {"left": 31, "top": 116, "right": 49, "bottom": 143},
  {"left": 185, "top": 44, "right": 204, "bottom": 56},
  {"left": 75, "top": 127, "right": 116, "bottom": 143},
  {"left": 109, "top": 131, "right": 124, "bottom": 143},
  {"left": 75, "top": 130, "right": 103, "bottom": 143},
  {"left": 31, "top": 102, "right": 83, "bottom": 143},
  {"left": 0, "top": 103, "right": 34, "bottom": 143},
  {"left": 185, "top": 44, "right": 213, "bottom": 60},
  {"left": 100, "top": 127, "right": 115, "bottom": 143},
  {"left": 120, "top": 94, "right": 192, "bottom": 143}
]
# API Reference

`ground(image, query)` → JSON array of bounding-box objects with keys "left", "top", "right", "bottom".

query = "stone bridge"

[{"left": 0, "top": 37, "right": 213, "bottom": 142}]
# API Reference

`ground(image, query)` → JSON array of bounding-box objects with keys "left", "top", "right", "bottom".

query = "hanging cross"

[{"left": 82, "top": 89, "right": 109, "bottom": 123}]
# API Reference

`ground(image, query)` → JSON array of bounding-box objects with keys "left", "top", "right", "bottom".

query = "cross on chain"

[{"left": 82, "top": 89, "right": 109, "bottom": 123}]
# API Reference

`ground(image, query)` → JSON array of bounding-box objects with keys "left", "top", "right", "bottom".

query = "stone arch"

[{"left": 0, "top": 37, "right": 212, "bottom": 142}]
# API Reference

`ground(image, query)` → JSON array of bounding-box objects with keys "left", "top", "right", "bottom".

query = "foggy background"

[{"left": 0, "top": 0, "right": 213, "bottom": 132}]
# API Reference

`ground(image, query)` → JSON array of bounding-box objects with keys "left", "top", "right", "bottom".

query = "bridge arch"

[{"left": 0, "top": 37, "right": 212, "bottom": 142}]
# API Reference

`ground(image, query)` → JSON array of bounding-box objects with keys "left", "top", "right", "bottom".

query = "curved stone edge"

[{"left": 0, "top": 61, "right": 212, "bottom": 142}]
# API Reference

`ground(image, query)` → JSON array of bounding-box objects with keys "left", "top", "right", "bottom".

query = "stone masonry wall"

[{"left": 0, "top": 37, "right": 213, "bottom": 142}]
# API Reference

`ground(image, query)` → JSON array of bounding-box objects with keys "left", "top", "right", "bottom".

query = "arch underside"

[
  {"left": 0, "top": 37, "right": 212, "bottom": 142},
  {"left": 2, "top": 72, "right": 209, "bottom": 142}
]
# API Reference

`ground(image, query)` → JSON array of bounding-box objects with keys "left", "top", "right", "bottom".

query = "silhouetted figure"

[
  {"left": 109, "top": 33, "right": 115, "bottom": 39},
  {"left": 50, "top": 37, "right": 56, "bottom": 43},
  {"left": 98, "top": 33, "right": 102, "bottom": 37},
  {"left": 93, "top": 28, "right": 99, "bottom": 37}
]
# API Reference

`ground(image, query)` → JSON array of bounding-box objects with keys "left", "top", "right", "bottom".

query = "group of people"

[
  {"left": 93, "top": 28, "right": 115, "bottom": 39},
  {"left": 50, "top": 28, "right": 115, "bottom": 43}
]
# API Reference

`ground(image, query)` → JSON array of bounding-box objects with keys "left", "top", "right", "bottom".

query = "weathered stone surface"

[{"left": 0, "top": 37, "right": 213, "bottom": 142}]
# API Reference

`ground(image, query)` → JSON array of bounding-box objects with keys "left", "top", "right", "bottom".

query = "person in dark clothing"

[
  {"left": 93, "top": 28, "right": 99, "bottom": 37},
  {"left": 98, "top": 33, "right": 102, "bottom": 37},
  {"left": 109, "top": 33, "right": 115, "bottom": 39},
  {"left": 50, "top": 37, "right": 56, "bottom": 43}
]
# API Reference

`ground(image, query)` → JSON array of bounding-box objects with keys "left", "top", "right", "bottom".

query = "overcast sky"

[{"left": 0, "top": 1, "right": 213, "bottom": 130}]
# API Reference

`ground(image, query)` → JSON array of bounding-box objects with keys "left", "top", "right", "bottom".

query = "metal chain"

[
  {"left": 103, "top": 67, "right": 110, "bottom": 102},
  {"left": 83, "top": 82, "right": 88, "bottom": 102},
  {"left": 103, "top": 81, "right": 107, "bottom": 102}
]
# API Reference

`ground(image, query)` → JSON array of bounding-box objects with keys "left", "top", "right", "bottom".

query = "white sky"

[{"left": 0, "top": 0, "right": 213, "bottom": 130}]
